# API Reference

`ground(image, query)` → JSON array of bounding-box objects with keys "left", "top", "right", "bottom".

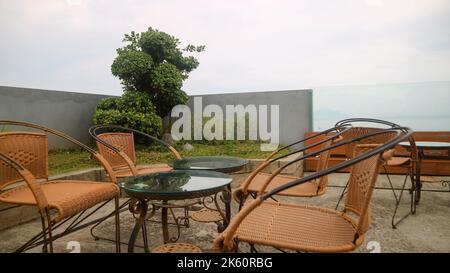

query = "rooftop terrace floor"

[{"left": 0, "top": 173, "right": 449, "bottom": 253}]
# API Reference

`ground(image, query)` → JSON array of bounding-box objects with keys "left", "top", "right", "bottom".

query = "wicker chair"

[
  {"left": 213, "top": 127, "right": 411, "bottom": 253},
  {"left": 233, "top": 126, "right": 349, "bottom": 209},
  {"left": 0, "top": 121, "right": 121, "bottom": 253},
  {"left": 89, "top": 126, "right": 181, "bottom": 178},
  {"left": 334, "top": 118, "right": 418, "bottom": 228},
  {"left": 88, "top": 125, "right": 196, "bottom": 247}
]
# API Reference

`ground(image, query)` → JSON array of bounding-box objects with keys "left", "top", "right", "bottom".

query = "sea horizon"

[{"left": 312, "top": 81, "right": 450, "bottom": 132}]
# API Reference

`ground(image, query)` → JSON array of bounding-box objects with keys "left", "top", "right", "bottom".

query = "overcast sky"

[{"left": 0, "top": 0, "right": 449, "bottom": 96}]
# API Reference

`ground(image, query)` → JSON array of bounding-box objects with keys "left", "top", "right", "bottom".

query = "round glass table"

[
  {"left": 119, "top": 170, "right": 233, "bottom": 253},
  {"left": 169, "top": 156, "right": 248, "bottom": 173}
]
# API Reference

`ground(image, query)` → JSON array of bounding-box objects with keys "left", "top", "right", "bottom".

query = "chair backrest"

[
  {"left": 96, "top": 132, "right": 136, "bottom": 170},
  {"left": 315, "top": 138, "right": 332, "bottom": 192},
  {"left": 342, "top": 127, "right": 396, "bottom": 159},
  {"left": 0, "top": 132, "right": 48, "bottom": 189},
  {"left": 344, "top": 144, "right": 384, "bottom": 235}
]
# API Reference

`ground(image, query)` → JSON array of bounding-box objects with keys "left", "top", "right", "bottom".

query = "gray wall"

[
  {"left": 0, "top": 86, "right": 111, "bottom": 149},
  {"left": 0, "top": 86, "right": 313, "bottom": 149},
  {"left": 187, "top": 89, "right": 313, "bottom": 147}
]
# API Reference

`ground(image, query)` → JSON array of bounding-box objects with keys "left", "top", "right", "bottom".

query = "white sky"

[{"left": 0, "top": 0, "right": 449, "bottom": 96}]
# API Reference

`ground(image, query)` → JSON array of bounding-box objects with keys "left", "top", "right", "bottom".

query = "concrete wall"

[
  {"left": 0, "top": 86, "right": 111, "bottom": 149},
  {"left": 0, "top": 86, "right": 313, "bottom": 149},
  {"left": 187, "top": 89, "right": 313, "bottom": 147}
]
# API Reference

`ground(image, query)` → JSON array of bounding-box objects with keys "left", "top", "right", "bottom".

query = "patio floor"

[{"left": 0, "top": 173, "right": 449, "bottom": 253}]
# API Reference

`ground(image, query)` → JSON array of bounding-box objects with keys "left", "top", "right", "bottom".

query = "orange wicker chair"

[
  {"left": 233, "top": 126, "right": 350, "bottom": 209},
  {"left": 0, "top": 121, "right": 121, "bottom": 253},
  {"left": 213, "top": 127, "right": 410, "bottom": 253},
  {"left": 89, "top": 125, "right": 212, "bottom": 250},
  {"left": 334, "top": 118, "right": 419, "bottom": 228},
  {"left": 90, "top": 127, "right": 180, "bottom": 178}
]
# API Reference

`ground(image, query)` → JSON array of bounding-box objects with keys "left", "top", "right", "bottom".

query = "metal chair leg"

[
  {"left": 384, "top": 166, "right": 398, "bottom": 202},
  {"left": 335, "top": 181, "right": 348, "bottom": 210},
  {"left": 184, "top": 206, "right": 190, "bottom": 227},
  {"left": 391, "top": 173, "right": 410, "bottom": 229},
  {"left": 45, "top": 209, "right": 54, "bottom": 253},
  {"left": 90, "top": 198, "right": 130, "bottom": 241},
  {"left": 114, "top": 197, "right": 121, "bottom": 253},
  {"left": 39, "top": 212, "right": 49, "bottom": 253},
  {"left": 410, "top": 169, "right": 418, "bottom": 214},
  {"left": 249, "top": 243, "right": 258, "bottom": 253},
  {"left": 238, "top": 195, "right": 244, "bottom": 211},
  {"left": 142, "top": 221, "right": 150, "bottom": 253}
]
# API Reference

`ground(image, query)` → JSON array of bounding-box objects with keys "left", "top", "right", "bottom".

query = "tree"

[{"left": 111, "top": 27, "right": 204, "bottom": 118}]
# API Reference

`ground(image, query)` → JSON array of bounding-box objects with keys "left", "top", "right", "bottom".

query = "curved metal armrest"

[
  {"left": 239, "top": 126, "right": 349, "bottom": 195},
  {"left": 89, "top": 125, "right": 182, "bottom": 159},
  {"left": 0, "top": 120, "right": 117, "bottom": 184},
  {"left": 335, "top": 118, "right": 402, "bottom": 129},
  {"left": 257, "top": 128, "right": 410, "bottom": 196},
  {"left": 0, "top": 152, "right": 49, "bottom": 211},
  {"left": 263, "top": 125, "right": 348, "bottom": 162},
  {"left": 261, "top": 128, "right": 411, "bottom": 199}
]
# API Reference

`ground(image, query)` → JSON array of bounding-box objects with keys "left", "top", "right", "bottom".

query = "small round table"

[
  {"left": 170, "top": 156, "right": 247, "bottom": 230},
  {"left": 170, "top": 156, "right": 248, "bottom": 173},
  {"left": 119, "top": 170, "right": 233, "bottom": 253},
  {"left": 399, "top": 141, "right": 450, "bottom": 204}
]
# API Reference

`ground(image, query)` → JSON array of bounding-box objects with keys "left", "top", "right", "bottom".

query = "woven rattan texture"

[
  {"left": 97, "top": 133, "right": 136, "bottom": 169},
  {"left": 152, "top": 243, "right": 202, "bottom": 253},
  {"left": 0, "top": 132, "right": 48, "bottom": 189},
  {"left": 0, "top": 180, "right": 119, "bottom": 222},
  {"left": 191, "top": 209, "right": 223, "bottom": 223}
]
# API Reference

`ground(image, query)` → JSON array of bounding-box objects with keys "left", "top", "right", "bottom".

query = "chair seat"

[
  {"left": 114, "top": 164, "right": 172, "bottom": 178},
  {"left": 0, "top": 180, "right": 119, "bottom": 222},
  {"left": 245, "top": 173, "right": 323, "bottom": 197},
  {"left": 191, "top": 209, "right": 223, "bottom": 223},
  {"left": 152, "top": 243, "right": 202, "bottom": 253},
  {"left": 386, "top": 157, "right": 410, "bottom": 166},
  {"left": 232, "top": 201, "right": 360, "bottom": 252}
]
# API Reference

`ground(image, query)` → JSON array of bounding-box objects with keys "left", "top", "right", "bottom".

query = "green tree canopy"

[{"left": 111, "top": 27, "right": 204, "bottom": 117}]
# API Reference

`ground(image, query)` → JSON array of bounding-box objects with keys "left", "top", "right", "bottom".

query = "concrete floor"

[{"left": 0, "top": 173, "right": 449, "bottom": 253}]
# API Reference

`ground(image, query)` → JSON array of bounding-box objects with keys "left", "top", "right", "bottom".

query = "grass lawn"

[{"left": 48, "top": 141, "right": 286, "bottom": 176}]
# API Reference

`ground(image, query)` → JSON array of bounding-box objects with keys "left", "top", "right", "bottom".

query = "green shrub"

[
  {"left": 174, "top": 114, "right": 257, "bottom": 145},
  {"left": 93, "top": 91, "right": 162, "bottom": 137}
]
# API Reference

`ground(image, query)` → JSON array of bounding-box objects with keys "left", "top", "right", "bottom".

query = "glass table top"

[
  {"left": 169, "top": 156, "right": 248, "bottom": 173},
  {"left": 119, "top": 170, "right": 232, "bottom": 199},
  {"left": 399, "top": 141, "right": 450, "bottom": 149}
]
